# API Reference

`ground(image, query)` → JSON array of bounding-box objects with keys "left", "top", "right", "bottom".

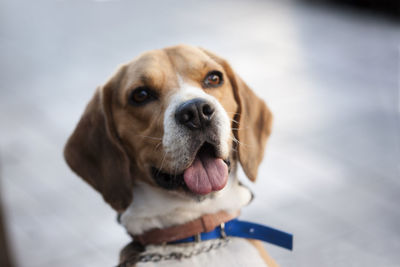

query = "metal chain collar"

[{"left": 138, "top": 238, "right": 230, "bottom": 263}]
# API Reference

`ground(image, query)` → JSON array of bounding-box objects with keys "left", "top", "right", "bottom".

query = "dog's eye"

[
  {"left": 203, "top": 71, "right": 223, "bottom": 88},
  {"left": 129, "top": 87, "right": 156, "bottom": 106}
]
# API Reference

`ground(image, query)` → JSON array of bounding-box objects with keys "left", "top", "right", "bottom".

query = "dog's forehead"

[
  {"left": 164, "top": 45, "right": 221, "bottom": 75},
  {"left": 122, "top": 46, "right": 221, "bottom": 89},
  {"left": 122, "top": 50, "right": 173, "bottom": 88}
]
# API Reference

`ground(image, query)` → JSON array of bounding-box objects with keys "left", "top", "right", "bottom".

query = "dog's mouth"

[{"left": 151, "top": 142, "right": 230, "bottom": 195}]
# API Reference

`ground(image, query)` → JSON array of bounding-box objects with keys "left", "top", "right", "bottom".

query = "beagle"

[{"left": 64, "top": 45, "right": 277, "bottom": 266}]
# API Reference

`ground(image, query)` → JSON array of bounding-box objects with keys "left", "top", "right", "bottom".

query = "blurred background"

[{"left": 0, "top": 0, "right": 399, "bottom": 266}]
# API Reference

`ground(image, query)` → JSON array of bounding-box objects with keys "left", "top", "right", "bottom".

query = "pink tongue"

[{"left": 183, "top": 153, "right": 228, "bottom": 195}]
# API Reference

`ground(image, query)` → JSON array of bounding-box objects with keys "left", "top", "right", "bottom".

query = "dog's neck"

[{"left": 120, "top": 174, "right": 252, "bottom": 235}]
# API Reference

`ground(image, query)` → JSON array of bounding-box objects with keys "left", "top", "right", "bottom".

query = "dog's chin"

[{"left": 151, "top": 142, "right": 231, "bottom": 197}]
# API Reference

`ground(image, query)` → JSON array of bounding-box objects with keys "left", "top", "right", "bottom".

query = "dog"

[{"left": 64, "top": 45, "right": 277, "bottom": 266}]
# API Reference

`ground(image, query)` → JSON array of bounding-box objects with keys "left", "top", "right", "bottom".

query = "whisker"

[
  {"left": 229, "top": 137, "right": 240, "bottom": 147},
  {"left": 152, "top": 141, "right": 163, "bottom": 153},
  {"left": 155, "top": 109, "right": 164, "bottom": 129},
  {"left": 229, "top": 135, "right": 250, "bottom": 147},
  {"left": 225, "top": 111, "right": 240, "bottom": 116},
  {"left": 155, "top": 141, "right": 163, "bottom": 150},
  {"left": 137, "top": 135, "right": 162, "bottom": 140},
  {"left": 158, "top": 151, "right": 168, "bottom": 174},
  {"left": 231, "top": 126, "right": 250, "bottom": 131}
]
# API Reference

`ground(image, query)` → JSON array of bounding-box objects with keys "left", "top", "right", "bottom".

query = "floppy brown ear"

[
  {"left": 200, "top": 48, "right": 273, "bottom": 182},
  {"left": 230, "top": 74, "right": 273, "bottom": 181},
  {"left": 64, "top": 79, "right": 133, "bottom": 212}
]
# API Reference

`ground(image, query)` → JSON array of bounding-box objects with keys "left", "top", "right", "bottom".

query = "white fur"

[
  {"left": 120, "top": 176, "right": 252, "bottom": 235},
  {"left": 161, "top": 80, "right": 231, "bottom": 172},
  {"left": 135, "top": 238, "right": 269, "bottom": 267}
]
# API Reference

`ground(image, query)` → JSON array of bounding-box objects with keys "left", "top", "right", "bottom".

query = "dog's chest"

[{"left": 135, "top": 238, "right": 268, "bottom": 267}]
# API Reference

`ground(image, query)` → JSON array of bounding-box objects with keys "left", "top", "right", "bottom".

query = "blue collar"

[{"left": 169, "top": 218, "right": 293, "bottom": 250}]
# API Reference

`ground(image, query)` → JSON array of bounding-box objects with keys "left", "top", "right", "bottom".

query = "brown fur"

[
  {"left": 248, "top": 240, "right": 279, "bottom": 267},
  {"left": 64, "top": 44, "right": 272, "bottom": 211},
  {"left": 200, "top": 49, "right": 273, "bottom": 181}
]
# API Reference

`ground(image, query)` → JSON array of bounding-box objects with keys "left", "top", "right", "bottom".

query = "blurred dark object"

[
  {"left": 0, "top": 174, "right": 14, "bottom": 267},
  {"left": 304, "top": 0, "right": 400, "bottom": 18}
]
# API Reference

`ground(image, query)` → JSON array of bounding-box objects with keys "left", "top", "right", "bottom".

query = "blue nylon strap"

[{"left": 170, "top": 218, "right": 293, "bottom": 250}]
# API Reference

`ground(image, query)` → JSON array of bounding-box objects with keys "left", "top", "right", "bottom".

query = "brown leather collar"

[{"left": 133, "top": 210, "right": 240, "bottom": 245}]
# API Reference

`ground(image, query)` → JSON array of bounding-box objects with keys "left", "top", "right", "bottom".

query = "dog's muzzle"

[
  {"left": 152, "top": 142, "right": 231, "bottom": 195},
  {"left": 153, "top": 97, "right": 230, "bottom": 196}
]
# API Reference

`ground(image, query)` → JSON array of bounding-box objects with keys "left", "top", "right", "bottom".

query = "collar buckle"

[
  {"left": 220, "top": 222, "right": 227, "bottom": 239},
  {"left": 194, "top": 233, "right": 202, "bottom": 242}
]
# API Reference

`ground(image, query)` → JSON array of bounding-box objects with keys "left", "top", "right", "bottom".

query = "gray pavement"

[{"left": 1, "top": 0, "right": 399, "bottom": 266}]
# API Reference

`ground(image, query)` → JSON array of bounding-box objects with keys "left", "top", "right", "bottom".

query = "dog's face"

[
  {"left": 64, "top": 45, "right": 272, "bottom": 212},
  {"left": 113, "top": 47, "right": 237, "bottom": 195}
]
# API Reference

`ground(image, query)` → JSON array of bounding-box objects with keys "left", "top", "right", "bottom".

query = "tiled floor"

[{"left": 1, "top": 0, "right": 399, "bottom": 266}]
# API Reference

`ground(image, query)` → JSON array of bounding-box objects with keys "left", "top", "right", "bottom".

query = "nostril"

[
  {"left": 181, "top": 111, "right": 192, "bottom": 123},
  {"left": 202, "top": 104, "right": 214, "bottom": 116},
  {"left": 175, "top": 102, "right": 200, "bottom": 129}
]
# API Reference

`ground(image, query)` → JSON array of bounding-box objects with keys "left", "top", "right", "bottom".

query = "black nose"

[{"left": 175, "top": 98, "right": 215, "bottom": 130}]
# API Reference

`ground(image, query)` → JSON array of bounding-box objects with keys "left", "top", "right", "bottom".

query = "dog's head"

[{"left": 64, "top": 45, "right": 272, "bottom": 212}]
